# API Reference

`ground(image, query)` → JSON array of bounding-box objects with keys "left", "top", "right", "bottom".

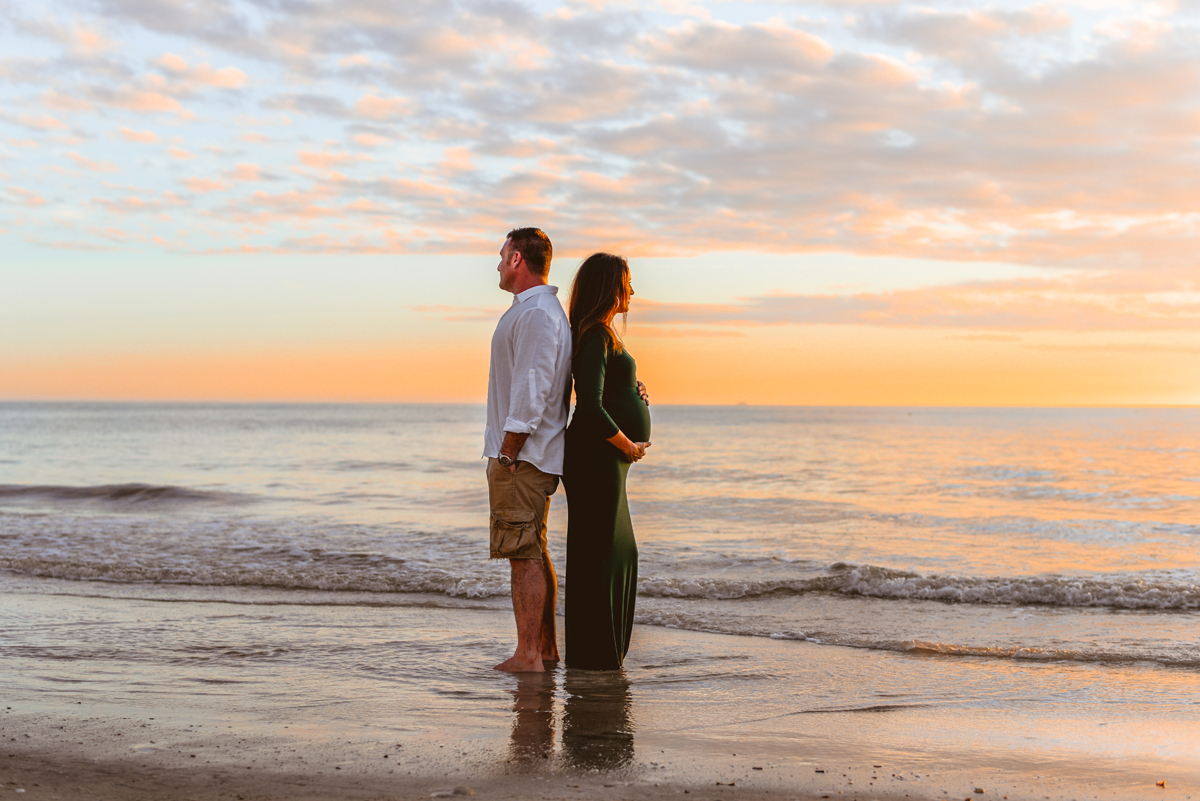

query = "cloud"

[
  {"left": 5, "top": 186, "right": 47, "bottom": 207},
  {"left": 633, "top": 274, "right": 1200, "bottom": 332},
  {"left": 16, "top": 114, "right": 66, "bottom": 131},
  {"left": 645, "top": 20, "right": 835, "bottom": 74},
  {"left": 154, "top": 53, "right": 247, "bottom": 88},
  {"left": 350, "top": 132, "right": 391, "bottom": 148},
  {"left": 2, "top": 0, "right": 1198, "bottom": 331},
  {"left": 86, "top": 85, "right": 187, "bottom": 114},
  {"left": 42, "top": 89, "right": 95, "bottom": 112},
  {"left": 184, "top": 177, "right": 227, "bottom": 193},
  {"left": 68, "top": 152, "right": 120, "bottom": 172},
  {"left": 229, "top": 163, "right": 263, "bottom": 181},
  {"left": 118, "top": 126, "right": 158, "bottom": 142},
  {"left": 94, "top": 195, "right": 163, "bottom": 214},
  {"left": 352, "top": 93, "right": 410, "bottom": 120},
  {"left": 296, "top": 150, "right": 368, "bottom": 170},
  {"left": 438, "top": 146, "right": 473, "bottom": 172}
]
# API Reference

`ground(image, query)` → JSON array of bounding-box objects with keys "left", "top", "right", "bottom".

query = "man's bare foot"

[{"left": 494, "top": 653, "right": 545, "bottom": 673}]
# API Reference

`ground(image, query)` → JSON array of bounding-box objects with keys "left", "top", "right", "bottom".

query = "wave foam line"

[
  {"left": 635, "top": 610, "right": 1200, "bottom": 669},
  {"left": 0, "top": 483, "right": 252, "bottom": 505},
  {"left": 638, "top": 563, "right": 1200, "bottom": 610},
  {"left": 0, "top": 557, "right": 506, "bottom": 599}
]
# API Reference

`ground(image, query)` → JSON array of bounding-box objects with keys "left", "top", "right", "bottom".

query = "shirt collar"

[{"left": 513, "top": 284, "right": 559, "bottom": 304}]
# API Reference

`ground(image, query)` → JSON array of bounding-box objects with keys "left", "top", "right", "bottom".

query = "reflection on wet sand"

[
  {"left": 508, "top": 673, "right": 556, "bottom": 764},
  {"left": 562, "top": 670, "right": 634, "bottom": 771},
  {"left": 505, "top": 670, "right": 635, "bottom": 772}
]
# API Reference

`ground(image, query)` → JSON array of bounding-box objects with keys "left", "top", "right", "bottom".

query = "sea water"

[
  {"left": 3, "top": 403, "right": 1200, "bottom": 792},
  {"left": 2, "top": 403, "right": 1197, "bottom": 668}
]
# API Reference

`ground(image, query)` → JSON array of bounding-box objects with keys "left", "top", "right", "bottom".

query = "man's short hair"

[{"left": 506, "top": 227, "right": 552, "bottom": 277}]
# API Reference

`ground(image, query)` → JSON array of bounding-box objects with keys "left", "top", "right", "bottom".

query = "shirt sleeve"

[
  {"left": 503, "top": 306, "right": 563, "bottom": 435},
  {"left": 570, "top": 328, "right": 620, "bottom": 440}
]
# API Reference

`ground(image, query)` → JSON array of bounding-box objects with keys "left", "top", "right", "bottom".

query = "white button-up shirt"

[{"left": 483, "top": 285, "right": 573, "bottom": 475}]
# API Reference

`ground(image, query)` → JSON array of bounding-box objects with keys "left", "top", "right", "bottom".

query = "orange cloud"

[
  {"left": 351, "top": 133, "right": 390, "bottom": 148},
  {"left": 353, "top": 93, "right": 410, "bottom": 120},
  {"left": 70, "top": 25, "right": 112, "bottom": 54},
  {"left": 94, "top": 196, "right": 162, "bottom": 214},
  {"left": 632, "top": 275, "right": 1200, "bottom": 333},
  {"left": 17, "top": 114, "right": 66, "bottom": 131},
  {"left": 184, "top": 177, "right": 227, "bottom": 193},
  {"left": 6, "top": 187, "right": 47, "bottom": 207},
  {"left": 118, "top": 127, "right": 159, "bottom": 143},
  {"left": 439, "top": 146, "right": 474, "bottom": 172},
  {"left": 297, "top": 150, "right": 367, "bottom": 170},
  {"left": 42, "top": 90, "right": 94, "bottom": 112},
  {"left": 155, "top": 54, "right": 247, "bottom": 88},
  {"left": 230, "top": 163, "right": 262, "bottom": 181},
  {"left": 68, "top": 152, "right": 119, "bottom": 173},
  {"left": 107, "top": 88, "right": 185, "bottom": 114}
]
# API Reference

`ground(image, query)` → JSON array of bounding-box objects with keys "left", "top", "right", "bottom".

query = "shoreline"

[
  {"left": 0, "top": 753, "right": 902, "bottom": 801},
  {"left": 3, "top": 578, "right": 1198, "bottom": 800},
  {"left": 1, "top": 718, "right": 1188, "bottom": 801}
]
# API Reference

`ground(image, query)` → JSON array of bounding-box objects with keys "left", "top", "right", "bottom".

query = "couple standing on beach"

[{"left": 484, "top": 227, "right": 652, "bottom": 673}]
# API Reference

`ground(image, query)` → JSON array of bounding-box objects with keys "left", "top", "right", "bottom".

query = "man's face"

[{"left": 496, "top": 238, "right": 521, "bottom": 292}]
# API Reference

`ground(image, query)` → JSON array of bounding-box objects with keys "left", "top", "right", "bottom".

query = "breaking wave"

[
  {"left": 638, "top": 562, "right": 1200, "bottom": 610},
  {"left": 0, "top": 483, "right": 254, "bottom": 507}
]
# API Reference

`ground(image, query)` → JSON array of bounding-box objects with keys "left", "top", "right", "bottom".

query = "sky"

[{"left": 2, "top": 0, "right": 1199, "bottom": 405}]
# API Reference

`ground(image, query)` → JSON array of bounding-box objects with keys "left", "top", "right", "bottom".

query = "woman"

[{"left": 563, "top": 253, "right": 651, "bottom": 670}]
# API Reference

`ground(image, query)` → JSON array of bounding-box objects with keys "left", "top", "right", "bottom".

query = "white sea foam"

[{"left": 637, "top": 563, "right": 1200, "bottom": 610}]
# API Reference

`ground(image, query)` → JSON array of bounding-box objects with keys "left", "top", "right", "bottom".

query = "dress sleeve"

[{"left": 572, "top": 329, "right": 620, "bottom": 440}]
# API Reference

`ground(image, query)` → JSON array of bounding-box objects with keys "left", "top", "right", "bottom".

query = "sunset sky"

[{"left": 3, "top": 0, "right": 1199, "bottom": 405}]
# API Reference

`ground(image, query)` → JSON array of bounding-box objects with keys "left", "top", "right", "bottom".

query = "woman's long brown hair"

[{"left": 567, "top": 252, "right": 631, "bottom": 354}]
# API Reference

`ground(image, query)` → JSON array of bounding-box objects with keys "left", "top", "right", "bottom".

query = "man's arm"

[
  {"left": 499, "top": 431, "right": 529, "bottom": 472},
  {"left": 500, "top": 308, "right": 561, "bottom": 470}
]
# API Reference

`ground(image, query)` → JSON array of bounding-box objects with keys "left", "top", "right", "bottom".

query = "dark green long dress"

[{"left": 564, "top": 327, "right": 651, "bottom": 670}]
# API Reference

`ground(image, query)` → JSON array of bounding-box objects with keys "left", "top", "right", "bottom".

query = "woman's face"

[{"left": 618, "top": 275, "right": 634, "bottom": 314}]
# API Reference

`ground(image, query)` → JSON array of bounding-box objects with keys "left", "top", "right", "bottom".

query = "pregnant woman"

[{"left": 563, "top": 253, "right": 651, "bottom": 671}]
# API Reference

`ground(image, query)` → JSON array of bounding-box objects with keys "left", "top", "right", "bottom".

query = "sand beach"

[{"left": 3, "top": 581, "right": 1197, "bottom": 801}]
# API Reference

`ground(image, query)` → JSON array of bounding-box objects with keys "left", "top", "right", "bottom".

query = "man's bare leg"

[
  {"left": 495, "top": 558, "right": 547, "bottom": 673},
  {"left": 540, "top": 551, "right": 560, "bottom": 663}
]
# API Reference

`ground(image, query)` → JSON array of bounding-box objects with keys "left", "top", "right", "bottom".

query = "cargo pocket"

[{"left": 490, "top": 507, "right": 540, "bottom": 559}]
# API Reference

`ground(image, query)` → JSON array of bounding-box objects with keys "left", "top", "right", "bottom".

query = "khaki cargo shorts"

[{"left": 486, "top": 458, "right": 559, "bottom": 560}]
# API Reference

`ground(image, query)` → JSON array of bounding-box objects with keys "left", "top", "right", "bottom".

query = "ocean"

[
  {"left": 2, "top": 402, "right": 1199, "bottom": 796},
  {"left": 2, "top": 403, "right": 1197, "bottom": 667}
]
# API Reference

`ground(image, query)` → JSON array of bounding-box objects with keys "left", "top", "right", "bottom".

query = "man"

[{"left": 484, "top": 227, "right": 572, "bottom": 673}]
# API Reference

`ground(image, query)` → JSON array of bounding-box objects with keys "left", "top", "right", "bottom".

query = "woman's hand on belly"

[{"left": 606, "top": 431, "right": 651, "bottom": 463}]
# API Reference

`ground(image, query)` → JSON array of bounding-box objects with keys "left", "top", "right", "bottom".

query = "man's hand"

[
  {"left": 500, "top": 431, "right": 530, "bottom": 473},
  {"left": 637, "top": 381, "right": 649, "bottom": 406}
]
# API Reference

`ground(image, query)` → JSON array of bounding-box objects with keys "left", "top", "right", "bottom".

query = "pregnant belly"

[{"left": 607, "top": 388, "right": 651, "bottom": 443}]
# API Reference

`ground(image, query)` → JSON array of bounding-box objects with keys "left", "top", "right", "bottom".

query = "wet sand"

[{"left": 2, "top": 579, "right": 1197, "bottom": 801}]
